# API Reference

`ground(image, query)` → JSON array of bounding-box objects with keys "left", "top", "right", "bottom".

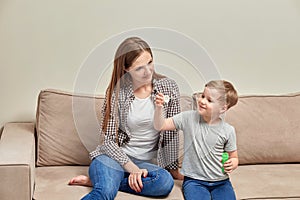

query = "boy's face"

[{"left": 197, "top": 87, "right": 226, "bottom": 121}]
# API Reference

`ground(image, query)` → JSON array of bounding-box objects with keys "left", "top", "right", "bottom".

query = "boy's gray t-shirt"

[{"left": 172, "top": 110, "right": 237, "bottom": 181}]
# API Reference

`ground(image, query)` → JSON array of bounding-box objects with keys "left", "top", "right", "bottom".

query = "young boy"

[{"left": 154, "top": 80, "right": 239, "bottom": 200}]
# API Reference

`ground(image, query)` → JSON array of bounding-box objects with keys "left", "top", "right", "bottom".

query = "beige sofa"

[{"left": 1, "top": 89, "right": 300, "bottom": 200}]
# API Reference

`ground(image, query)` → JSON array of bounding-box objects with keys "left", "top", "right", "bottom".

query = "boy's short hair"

[{"left": 205, "top": 80, "right": 238, "bottom": 110}]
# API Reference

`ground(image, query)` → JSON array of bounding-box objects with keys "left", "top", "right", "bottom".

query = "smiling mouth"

[
  {"left": 143, "top": 75, "right": 152, "bottom": 80},
  {"left": 199, "top": 105, "right": 206, "bottom": 110}
]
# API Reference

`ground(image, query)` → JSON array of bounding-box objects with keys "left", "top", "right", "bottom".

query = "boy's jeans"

[
  {"left": 81, "top": 155, "right": 174, "bottom": 200},
  {"left": 182, "top": 176, "right": 236, "bottom": 200}
]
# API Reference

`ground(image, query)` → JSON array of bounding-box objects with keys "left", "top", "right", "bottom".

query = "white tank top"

[{"left": 121, "top": 95, "right": 159, "bottom": 160}]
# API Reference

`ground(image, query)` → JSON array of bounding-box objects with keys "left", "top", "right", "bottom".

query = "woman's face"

[{"left": 126, "top": 51, "right": 154, "bottom": 86}]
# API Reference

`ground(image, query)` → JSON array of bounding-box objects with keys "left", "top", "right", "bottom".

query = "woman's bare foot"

[{"left": 68, "top": 175, "right": 92, "bottom": 187}]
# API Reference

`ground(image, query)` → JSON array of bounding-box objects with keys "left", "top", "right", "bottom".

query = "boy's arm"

[
  {"left": 153, "top": 93, "right": 176, "bottom": 131},
  {"left": 155, "top": 91, "right": 183, "bottom": 179},
  {"left": 224, "top": 150, "right": 239, "bottom": 173}
]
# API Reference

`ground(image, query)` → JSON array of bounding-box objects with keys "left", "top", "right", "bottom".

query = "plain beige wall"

[{"left": 1, "top": 0, "right": 300, "bottom": 128}]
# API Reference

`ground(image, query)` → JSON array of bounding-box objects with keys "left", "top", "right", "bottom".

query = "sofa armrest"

[{"left": 0, "top": 122, "right": 35, "bottom": 200}]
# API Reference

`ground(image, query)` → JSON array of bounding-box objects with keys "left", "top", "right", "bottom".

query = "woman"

[{"left": 70, "top": 37, "right": 183, "bottom": 199}]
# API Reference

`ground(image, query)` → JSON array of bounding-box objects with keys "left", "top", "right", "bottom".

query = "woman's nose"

[{"left": 144, "top": 65, "right": 151, "bottom": 75}]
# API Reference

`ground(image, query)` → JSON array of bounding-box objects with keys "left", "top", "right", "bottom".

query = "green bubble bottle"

[{"left": 222, "top": 152, "right": 229, "bottom": 173}]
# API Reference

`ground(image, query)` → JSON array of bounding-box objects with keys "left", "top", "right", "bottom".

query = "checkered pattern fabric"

[{"left": 90, "top": 77, "right": 181, "bottom": 169}]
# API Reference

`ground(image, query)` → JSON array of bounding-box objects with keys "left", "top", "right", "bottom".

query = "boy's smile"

[{"left": 197, "top": 87, "right": 226, "bottom": 124}]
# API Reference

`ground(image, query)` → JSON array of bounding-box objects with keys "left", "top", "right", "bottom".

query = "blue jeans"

[
  {"left": 182, "top": 176, "right": 236, "bottom": 200},
  {"left": 81, "top": 155, "right": 174, "bottom": 200}
]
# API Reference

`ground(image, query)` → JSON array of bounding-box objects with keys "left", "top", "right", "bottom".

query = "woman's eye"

[{"left": 135, "top": 67, "right": 143, "bottom": 71}]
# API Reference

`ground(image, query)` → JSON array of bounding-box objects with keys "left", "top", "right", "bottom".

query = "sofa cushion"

[
  {"left": 230, "top": 164, "right": 300, "bottom": 199},
  {"left": 34, "top": 166, "right": 184, "bottom": 200},
  {"left": 36, "top": 89, "right": 104, "bottom": 166},
  {"left": 225, "top": 93, "right": 300, "bottom": 165}
]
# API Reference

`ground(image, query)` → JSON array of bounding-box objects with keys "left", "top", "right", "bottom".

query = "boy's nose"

[{"left": 198, "top": 98, "right": 205, "bottom": 104}]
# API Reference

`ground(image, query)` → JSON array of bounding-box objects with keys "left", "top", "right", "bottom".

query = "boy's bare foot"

[{"left": 68, "top": 175, "right": 92, "bottom": 187}]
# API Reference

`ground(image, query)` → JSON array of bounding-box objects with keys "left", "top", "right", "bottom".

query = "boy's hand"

[
  {"left": 223, "top": 157, "right": 238, "bottom": 173},
  {"left": 155, "top": 92, "right": 165, "bottom": 107},
  {"left": 153, "top": 92, "right": 176, "bottom": 131}
]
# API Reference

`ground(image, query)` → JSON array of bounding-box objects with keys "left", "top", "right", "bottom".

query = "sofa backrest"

[
  {"left": 225, "top": 93, "right": 300, "bottom": 165},
  {"left": 36, "top": 89, "right": 104, "bottom": 166},
  {"left": 36, "top": 89, "right": 300, "bottom": 167},
  {"left": 36, "top": 89, "right": 193, "bottom": 166}
]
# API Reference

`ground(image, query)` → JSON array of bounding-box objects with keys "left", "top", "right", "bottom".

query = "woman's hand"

[
  {"left": 123, "top": 161, "right": 148, "bottom": 193},
  {"left": 128, "top": 168, "right": 148, "bottom": 193}
]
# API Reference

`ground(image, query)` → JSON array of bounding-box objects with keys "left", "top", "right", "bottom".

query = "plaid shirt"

[{"left": 90, "top": 77, "right": 181, "bottom": 169}]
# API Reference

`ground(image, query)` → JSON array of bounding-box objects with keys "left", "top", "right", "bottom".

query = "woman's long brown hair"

[{"left": 102, "top": 37, "right": 164, "bottom": 135}]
